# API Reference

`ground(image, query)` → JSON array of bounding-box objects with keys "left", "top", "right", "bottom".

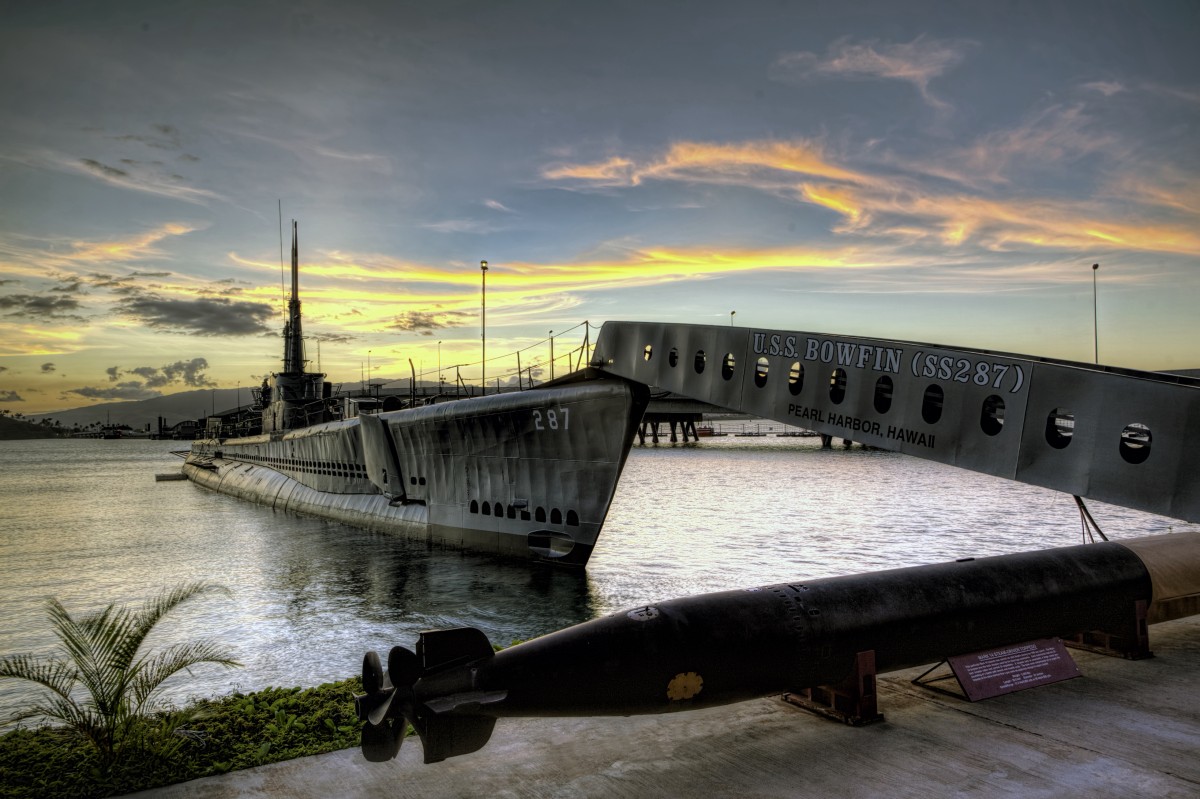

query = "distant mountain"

[
  {"left": 25, "top": 379, "right": 455, "bottom": 432},
  {"left": 28, "top": 388, "right": 251, "bottom": 432}
]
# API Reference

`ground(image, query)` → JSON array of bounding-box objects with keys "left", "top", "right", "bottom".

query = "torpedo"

[{"left": 354, "top": 532, "right": 1200, "bottom": 764}]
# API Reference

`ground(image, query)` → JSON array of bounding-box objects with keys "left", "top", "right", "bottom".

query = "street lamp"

[
  {"left": 367, "top": 349, "right": 372, "bottom": 397},
  {"left": 1091, "top": 263, "right": 1099, "bottom": 364},
  {"left": 730, "top": 310, "right": 736, "bottom": 327},
  {"left": 549, "top": 330, "right": 554, "bottom": 381},
  {"left": 480, "top": 260, "right": 488, "bottom": 391},
  {"left": 438, "top": 340, "right": 442, "bottom": 384}
]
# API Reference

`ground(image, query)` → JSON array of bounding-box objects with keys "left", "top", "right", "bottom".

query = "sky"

[{"left": 1, "top": 0, "right": 1197, "bottom": 414}]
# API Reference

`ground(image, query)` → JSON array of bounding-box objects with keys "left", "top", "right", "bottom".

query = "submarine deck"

[{"left": 125, "top": 614, "right": 1199, "bottom": 798}]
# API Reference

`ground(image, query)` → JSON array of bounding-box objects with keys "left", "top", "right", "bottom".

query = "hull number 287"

[{"left": 532, "top": 408, "right": 569, "bottom": 431}]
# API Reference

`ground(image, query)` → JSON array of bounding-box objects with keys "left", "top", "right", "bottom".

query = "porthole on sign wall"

[
  {"left": 551, "top": 508, "right": 563, "bottom": 524},
  {"left": 643, "top": 344, "right": 653, "bottom": 361},
  {"left": 980, "top": 395, "right": 1005, "bottom": 436},
  {"left": 829, "top": 368, "right": 847, "bottom": 404},
  {"left": 535, "top": 507, "right": 546, "bottom": 522},
  {"left": 873, "top": 376, "right": 893, "bottom": 414},
  {"left": 788, "top": 362, "right": 804, "bottom": 396},
  {"left": 754, "top": 357, "right": 769, "bottom": 388},
  {"left": 722, "top": 353, "right": 736, "bottom": 381},
  {"left": 921, "top": 384, "right": 944, "bottom": 424},
  {"left": 694, "top": 350, "right": 707, "bottom": 374},
  {"left": 1119, "top": 422, "right": 1152, "bottom": 464},
  {"left": 1045, "top": 408, "right": 1074, "bottom": 449},
  {"left": 668, "top": 347, "right": 679, "bottom": 367}
]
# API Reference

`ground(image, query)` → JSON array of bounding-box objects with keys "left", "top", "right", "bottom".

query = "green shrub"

[{"left": 0, "top": 679, "right": 363, "bottom": 798}]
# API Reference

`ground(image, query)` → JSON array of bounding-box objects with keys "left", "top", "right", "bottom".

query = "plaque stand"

[
  {"left": 913, "top": 638, "right": 1081, "bottom": 702},
  {"left": 783, "top": 650, "right": 884, "bottom": 726},
  {"left": 911, "top": 660, "right": 968, "bottom": 699}
]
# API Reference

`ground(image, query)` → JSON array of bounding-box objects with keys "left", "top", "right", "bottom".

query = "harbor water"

[{"left": 1, "top": 436, "right": 1195, "bottom": 722}]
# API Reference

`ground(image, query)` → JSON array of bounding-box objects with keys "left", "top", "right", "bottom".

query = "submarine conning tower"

[{"left": 261, "top": 221, "right": 331, "bottom": 434}]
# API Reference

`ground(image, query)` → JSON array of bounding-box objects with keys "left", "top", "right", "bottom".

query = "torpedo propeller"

[
  {"left": 354, "top": 628, "right": 503, "bottom": 764},
  {"left": 355, "top": 646, "right": 420, "bottom": 762}
]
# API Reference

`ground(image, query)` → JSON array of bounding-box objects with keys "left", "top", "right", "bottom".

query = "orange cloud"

[
  {"left": 543, "top": 139, "right": 865, "bottom": 189},
  {"left": 65, "top": 223, "right": 197, "bottom": 264},
  {"left": 0, "top": 223, "right": 197, "bottom": 279},
  {"left": 546, "top": 134, "right": 1200, "bottom": 257},
  {"left": 800, "top": 183, "right": 865, "bottom": 225}
]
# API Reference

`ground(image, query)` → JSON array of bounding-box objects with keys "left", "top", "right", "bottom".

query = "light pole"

[
  {"left": 367, "top": 350, "right": 372, "bottom": 397},
  {"left": 1091, "top": 263, "right": 1099, "bottom": 364},
  {"left": 480, "top": 260, "right": 488, "bottom": 391},
  {"left": 549, "top": 330, "right": 554, "bottom": 381},
  {"left": 730, "top": 310, "right": 736, "bottom": 327}
]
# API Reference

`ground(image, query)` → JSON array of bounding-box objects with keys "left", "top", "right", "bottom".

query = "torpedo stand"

[
  {"left": 782, "top": 650, "right": 884, "bottom": 726},
  {"left": 1063, "top": 598, "right": 1153, "bottom": 660}
]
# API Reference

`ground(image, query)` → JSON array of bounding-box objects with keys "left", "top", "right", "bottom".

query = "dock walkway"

[{"left": 126, "top": 615, "right": 1199, "bottom": 798}]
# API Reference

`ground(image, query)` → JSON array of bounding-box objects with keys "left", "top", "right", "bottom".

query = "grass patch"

[{"left": 0, "top": 678, "right": 363, "bottom": 798}]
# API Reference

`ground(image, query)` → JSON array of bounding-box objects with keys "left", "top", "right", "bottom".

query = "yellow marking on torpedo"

[{"left": 667, "top": 672, "right": 703, "bottom": 701}]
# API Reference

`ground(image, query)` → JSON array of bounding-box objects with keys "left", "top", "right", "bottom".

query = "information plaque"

[{"left": 948, "top": 638, "right": 1080, "bottom": 701}]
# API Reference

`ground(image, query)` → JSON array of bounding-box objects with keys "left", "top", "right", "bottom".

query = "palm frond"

[
  {"left": 129, "top": 640, "right": 241, "bottom": 711},
  {"left": 0, "top": 653, "right": 79, "bottom": 701}
]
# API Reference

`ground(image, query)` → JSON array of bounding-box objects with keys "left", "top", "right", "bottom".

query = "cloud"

[
  {"left": 483, "top": 199, "right": 515, "bottom": 213},
  {"left": 80, "top": 158, "right": 129, "bottom": 179},
  {"left": 542, "top": 156, "right": 636, "bottom": 186},
  {"left": 69, "top": 223, "right": 197, "bottom": 265},
  {"left": 0, "top": 294, "right": 86, "bottom": 321},
  {"left": 41, "top": 363, "right": 56, "bottom": 373},
  {"left": 62, "top": 151, "right": 223, "bottom": 204},
  {"left": 543, "top": 140, "right": 864, "bottom": 191},
  {"left": 110, "top": 123, "right": 182, "bottom": 151},
  {"left": 954, "top": 105, "right": 1117, "bottom": 184},
  {"left": 311, "top": 332, "right": 357, "bottom": 345},
  {"left": 540, "top": 134, "right": 1200, "bottom": 259},
  {"left": 94, "top": 358, "right": 215, "bottom": 395},
  {"left": 0, "top": 390, "right": 22, "bottom": 402},
  {"left": 0, "top": 223, "right": 197, "bottom": 280},
  {"left": 389, "top": 310, "right": 472, "bottom": 334},
  {"left": 771, "top": 35, "right": 973, "bottom": 110},
  {"left": 133, "top": 358, "right": 215, "bottom": 388},
  {"left": 421, "top": 219, "right": 503, "bottom": 234},
  {"left": 114, "top": 295, "right": 277, "bottom": 336},
  {"left": 1082, "top": 81, "right": 1126, "bottom": 97},
  {"left": 67, "top": 382, "right": 163, "bottom": 402},
  {"left": 50, "top": 278, "right": 86, "bottom": 293}
]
